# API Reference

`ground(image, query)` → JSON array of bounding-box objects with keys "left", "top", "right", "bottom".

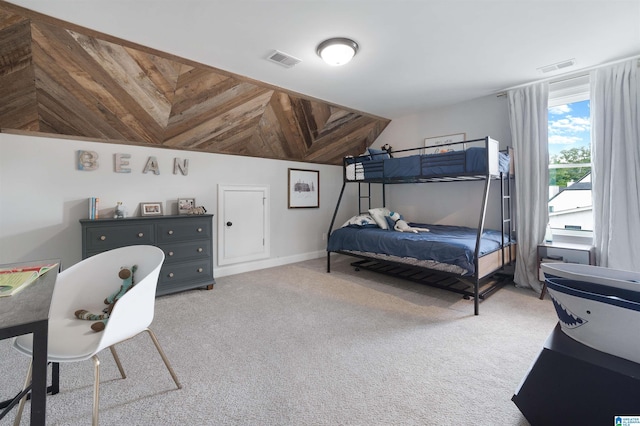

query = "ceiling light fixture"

[{"left": 316, "top": 37, "right": 359, "bottom": 66}]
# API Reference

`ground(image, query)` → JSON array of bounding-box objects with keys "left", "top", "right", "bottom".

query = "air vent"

[
  {"left": 267, "top": 50, "right": 302, "bottom": 68},
  {"left": 538, "top": 58, "right": 576, "bottom": 74}
]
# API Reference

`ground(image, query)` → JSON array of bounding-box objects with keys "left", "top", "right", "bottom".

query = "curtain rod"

[{"left": 496, "top": 54, "right": 640, "bottom": 97}]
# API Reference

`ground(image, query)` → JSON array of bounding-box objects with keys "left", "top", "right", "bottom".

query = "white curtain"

[
  {"left": 507, "top": 83, "right": 549, "bottom": 292},
  {"left": 591, "top": 60, "right": 640, "bottom": 271}
]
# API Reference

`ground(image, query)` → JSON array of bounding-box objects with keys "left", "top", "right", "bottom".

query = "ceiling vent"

[
  {"left": 267, "top": 50, "right": 302, "bottom": 68},
  {"left": 538, "top": 58, "right": 576, "bottom": 74}
]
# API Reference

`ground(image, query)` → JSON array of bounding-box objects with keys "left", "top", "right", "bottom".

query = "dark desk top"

[{"left": 0, "top": 260, "right": 58, "bottom": 338}]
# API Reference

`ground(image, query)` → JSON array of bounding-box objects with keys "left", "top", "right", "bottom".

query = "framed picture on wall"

[
  {"left": 424, "top": 132, "right": 466, "bottom": 154},
  {"left": 178, "top": 198, "right": 196, "bottom": 215},
  {"left": 140, "top": 202, "right": 163, "bottom": 217},
  {"left": 288, "top": 168, "right": 319, "bottom": 208}
]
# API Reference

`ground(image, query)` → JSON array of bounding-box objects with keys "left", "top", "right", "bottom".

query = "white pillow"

[
  {"left": 341, "top": 214, "right": 376, "bottom": 228},
  {"left": 368, "top": 207, "right": 390, "bottom": 229}
]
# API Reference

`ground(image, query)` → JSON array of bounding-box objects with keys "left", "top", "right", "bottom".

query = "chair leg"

[
  {"left": 13, "top": 362, "right": 32, "bottom": 426},
  {"left": 91, "top": 355, "right": 100, "bottom": 426},
  {"left": 145, "top": 328, "right": 182, "bottom": 389},
  {"left": 109, "top": 346, "right": 127, "bottom": 379}
]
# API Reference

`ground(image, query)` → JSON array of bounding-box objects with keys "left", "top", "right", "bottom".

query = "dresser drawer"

[
  {"left": 156, "top": 218, "right": 211, "bottom": 243},
  {"left": 158, "top": 259, "right": 212, "bottom": 285},
  {"left": 159, "top": 240, "right": 211, "bottom": 263},
  {"left": 85, "top": 224, "right": 155, "bottom": 251}
]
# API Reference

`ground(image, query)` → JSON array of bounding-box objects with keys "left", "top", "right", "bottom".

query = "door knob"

[{"left": 226, "top": 221, "right": 232, "bottom": 226}]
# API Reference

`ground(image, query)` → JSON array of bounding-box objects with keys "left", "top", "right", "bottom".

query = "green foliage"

[{"left": 550, "top": 147, "right": 591, "bottom": 188}]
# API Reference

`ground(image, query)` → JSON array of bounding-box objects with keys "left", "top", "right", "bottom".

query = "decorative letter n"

[{"left": 174, "top": 158, "right": 189, "bottom": 176}]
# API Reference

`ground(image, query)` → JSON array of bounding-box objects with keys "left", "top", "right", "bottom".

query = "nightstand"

[{"left": 538, "top": 242, "right": 596, "bottom": 300}]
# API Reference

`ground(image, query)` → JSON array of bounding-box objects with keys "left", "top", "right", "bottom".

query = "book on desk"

[{"left": 0, "top": 263, "right": 58, "bottom": 297}]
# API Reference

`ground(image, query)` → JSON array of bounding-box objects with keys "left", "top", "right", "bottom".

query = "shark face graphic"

[{"left": 550, "top": 293, "right": 588, "bottom": 329}]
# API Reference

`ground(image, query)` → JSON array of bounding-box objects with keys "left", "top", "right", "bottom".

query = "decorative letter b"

[{"left": 78, "top": 150, "right": 99, "bottom": 171}]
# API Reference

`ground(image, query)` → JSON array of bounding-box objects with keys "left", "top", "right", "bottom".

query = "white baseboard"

[{"left": 214, "top": 250, "right": 326, "bottom": 277}]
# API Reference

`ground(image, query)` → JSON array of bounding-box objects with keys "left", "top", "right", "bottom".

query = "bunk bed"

[{"left": 326, "top": 136, "right": 515, "bottom": 315}]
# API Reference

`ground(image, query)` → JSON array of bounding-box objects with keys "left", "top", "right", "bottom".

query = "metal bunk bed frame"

[{"left": 326, "top": 138, "right": 515, "bottom": 315}]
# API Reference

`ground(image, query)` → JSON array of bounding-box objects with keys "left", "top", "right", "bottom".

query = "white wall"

[
  {"left": 0, "top": 133, "right": 357, "bottom": 275},
  {"left": 0, "top": 94, "right": 512, "bottom": 276},
  {"left": 372, "top": 94, "right": 512, "bottom": 230}
]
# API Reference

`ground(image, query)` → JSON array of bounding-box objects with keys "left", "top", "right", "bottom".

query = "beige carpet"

[{"left": 1, "top": 255, "right": 558, "bottom": 425}]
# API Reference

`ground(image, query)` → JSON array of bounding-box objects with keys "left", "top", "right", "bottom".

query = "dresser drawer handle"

[
  {"left": 100, "top": 235, "right": 106, "bottom": 241},
  {"left": 197, "top": 268, "right": 203, "bottom": 273},
  {"left": 197, "top": 227, "right": 203, "bottom": 232},
  {"left": 168, "top": 251, "right": 174, "bottom": 256},
  {"left": 168, "top": 272, "right": 174, "bottom": 278},
  {"left": 197, "top": 247, "right": 203, "bottom": 252},
  {"left": 168, "top": 230, "right": 174, "bottom": 235},
  {"left": 138, "top": 232, "right": 144, "bottom": 238}
]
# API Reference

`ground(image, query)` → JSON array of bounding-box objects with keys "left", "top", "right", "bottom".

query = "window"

[{"left": 548, "top": 76, "right": 592, "bottom": 241}]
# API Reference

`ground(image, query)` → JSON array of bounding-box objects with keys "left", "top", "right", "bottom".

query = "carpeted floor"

[{"left": 1, "top": 255, "right": 558, "bottom": 425}]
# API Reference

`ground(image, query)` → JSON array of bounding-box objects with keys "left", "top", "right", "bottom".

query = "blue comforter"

[
  {"left": 355, "top": 148, "right": 510, "bottom": 180},
  {"left": 327, "top": 223, "right": 510, "bottom": 275}
]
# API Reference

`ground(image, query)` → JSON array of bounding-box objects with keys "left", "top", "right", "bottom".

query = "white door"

[{"left": 218, "top": 185, "right": 269, "bottom": 265}]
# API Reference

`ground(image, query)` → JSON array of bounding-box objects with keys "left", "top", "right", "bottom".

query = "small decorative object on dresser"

[
  {"left": 187, "top": 206, "right": 207, "bottom": 215},
  {"left": 80, "top": 214, "right": 215, "bottom": 296},
  {"left": 114, "top": 201, "right": 127, "bottom": 218},
  {"left": 140, "top": 202, "right": 163, "bottom": 217},
  {"left": 178, "top": 198, "right": 195, "bottom": 215}
]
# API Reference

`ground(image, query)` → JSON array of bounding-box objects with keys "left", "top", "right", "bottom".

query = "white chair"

[{"left": 12, "top": 245, "right": 181, "bottom": 426}]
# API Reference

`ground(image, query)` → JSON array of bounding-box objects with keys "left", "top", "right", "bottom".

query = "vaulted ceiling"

[{"left": 0, "top": 3, "right": 389, "bottom": 165}]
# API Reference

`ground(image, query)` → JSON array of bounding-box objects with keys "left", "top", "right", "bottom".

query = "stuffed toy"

[
  {"left": 381, "top": 143, "right": 393, "bottom": 158},
  {"left": 187, "top": 206, "right": 207, "bottom": 215},
  {"left": 388, "top": 211, "right": 430, "bottom": 233},
  {"left": 74, "top": 265, "right": 137, "bottom": 332}
]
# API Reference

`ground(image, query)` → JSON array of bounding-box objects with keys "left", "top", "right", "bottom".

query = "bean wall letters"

[{"left": 76, "top": 150, "right": 189, "bottom": 176}]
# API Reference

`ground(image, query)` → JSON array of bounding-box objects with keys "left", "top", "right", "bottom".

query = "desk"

[{"left": 0, "top": 260, "right": 58, "bottom": 425}]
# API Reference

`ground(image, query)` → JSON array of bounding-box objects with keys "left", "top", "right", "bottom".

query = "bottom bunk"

[{"left": 326, "top": 221, "right": 516, "bottom": 314}]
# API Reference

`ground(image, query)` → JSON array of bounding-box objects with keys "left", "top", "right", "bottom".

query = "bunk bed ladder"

[
  {"left": 358, "top": 182, "right": 371, "bottom": 214},
  {"left": 357, "top": 182, "right": 387, "bottom": 213},
  {"left": 500, "top": 172, "right": 514, "bottom": 266}
]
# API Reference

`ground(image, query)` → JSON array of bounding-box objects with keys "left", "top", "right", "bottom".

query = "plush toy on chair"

[
  {"left": 74, "top": 265, "right": 138, "bottom": 332},
  {"left": 389, "top": 211, "right": 430, "bottom": 233}
]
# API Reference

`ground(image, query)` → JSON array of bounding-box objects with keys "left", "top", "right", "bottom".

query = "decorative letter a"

[{"left": 143, "top": 156, "right": 160, "bottom": 175}]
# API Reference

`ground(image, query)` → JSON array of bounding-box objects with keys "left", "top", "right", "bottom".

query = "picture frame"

[
  {"left": 178, "top": 198, "right": 196, "bottom": 215},
  {"left": 288, "top": 168, "right": 319, "bottom": 209},
  {"left": 424, "top": 132, "right": 466, "bottom": 154},
  {"left": 140, "top": 202, "right": 163, "bottom": 217}
]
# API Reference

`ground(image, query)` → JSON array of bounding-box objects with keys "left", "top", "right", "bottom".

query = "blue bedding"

[
  {"left": 327, "top": 223, "right": 510, "bottom": 275},
  {"left": 351, "top": 147, "right": 510, "bottom": 180}
]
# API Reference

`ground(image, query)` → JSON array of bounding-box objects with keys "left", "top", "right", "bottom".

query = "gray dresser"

[{"left": 80, "top": 215, "right": 215, "bottom": 296}]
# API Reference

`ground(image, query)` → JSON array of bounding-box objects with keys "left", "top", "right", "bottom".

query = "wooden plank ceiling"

[{"left": 0, "top": 4, "right": 390, "bottom": 165}]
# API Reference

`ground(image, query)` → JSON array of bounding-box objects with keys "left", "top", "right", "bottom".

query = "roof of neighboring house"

[
  {"left": 549, "top": 171, "right": 592, "bottom": 202},
  {"left": 562, "top": 182, "right": 592, "bottom": 191}
]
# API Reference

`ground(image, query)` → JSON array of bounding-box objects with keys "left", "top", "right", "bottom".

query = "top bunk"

[{"left": 344, "top": 136, "right": 513, "bottom": 184}]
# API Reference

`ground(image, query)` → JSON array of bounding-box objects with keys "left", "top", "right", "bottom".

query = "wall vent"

[
  {"left": 538, "top": 58, "right": 576, "bottom": 74},
  {"left": 267, "top": 50, "right": 301, "bottom": 68}
]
